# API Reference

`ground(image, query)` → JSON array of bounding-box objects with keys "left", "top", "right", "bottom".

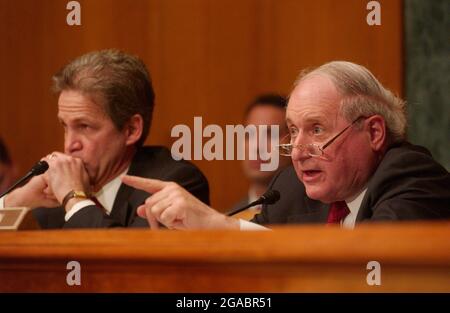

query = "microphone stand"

[{"left": 0, "top": 161, "right": 49, "bottom": 198}]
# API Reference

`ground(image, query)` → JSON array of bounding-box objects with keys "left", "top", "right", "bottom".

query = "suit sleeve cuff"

[
  {"left": 65, "top": 199, "right": 96, "bottom": 221},
  {"left": 239, "top": 219, "right": 270, "bottom": 231}
]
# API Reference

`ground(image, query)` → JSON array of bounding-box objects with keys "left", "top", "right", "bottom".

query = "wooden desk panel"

[{"left": 0, "top": 222, "right": 449, "bottom": 292}]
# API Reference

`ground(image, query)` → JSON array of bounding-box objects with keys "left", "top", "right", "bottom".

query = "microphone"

[
  {"left": 0, "top": 160, "right": 49, "bottom": 198},
  {"left": 227, "top": 189, "right": 280, "bottom": 216}
]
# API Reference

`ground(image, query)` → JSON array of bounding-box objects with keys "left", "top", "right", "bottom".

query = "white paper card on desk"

[{"left": 0, "top": 207, "right": 40, "bottom": 231}]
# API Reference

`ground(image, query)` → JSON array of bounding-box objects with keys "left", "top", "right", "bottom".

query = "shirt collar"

[
  {"left": 248, "top": 186, "right": 259, "bottom": 203},
  {"left": 94, "top": 167, "right": 129, "bottom": 214},
  {"left": 345, "top": 188, "right": 368, "bottom": 219},
  {"left": 247, "top": 186, "right": 263, "bottom": 211}
]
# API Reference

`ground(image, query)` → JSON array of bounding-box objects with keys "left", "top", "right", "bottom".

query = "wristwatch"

[{"left": 62, "top": 190, "right": 89, "bottom": 209}]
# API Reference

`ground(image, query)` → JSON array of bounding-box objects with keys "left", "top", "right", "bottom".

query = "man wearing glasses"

[{"left": 122, "top": 61, "right": 450, "bottom": 230}]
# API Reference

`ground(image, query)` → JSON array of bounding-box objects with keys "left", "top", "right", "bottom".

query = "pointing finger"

[{"left": 122, "top": 175, "right": 169, "bottom": 194}]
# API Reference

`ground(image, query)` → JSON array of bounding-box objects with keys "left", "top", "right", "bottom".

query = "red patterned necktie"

[{"left": 327, "top": 201, "right": 350, "bottom": 225}]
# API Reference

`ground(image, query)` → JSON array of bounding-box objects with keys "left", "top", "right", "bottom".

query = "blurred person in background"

[
  {"left": 0, "top": 138, "right": 17, "bottom": 195},
  {"left": 230, "top": 94, "right": 291, "bottom": 220}
]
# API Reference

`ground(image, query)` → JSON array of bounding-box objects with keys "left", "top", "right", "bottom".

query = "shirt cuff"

[
  {"left": 239, "top": 219, "right": 270, "bottom": 231},
  {"left": 0, "top": 196, "right": 4, "bottom": 209},
  {"left": 64, "top": 199, "right": 96, "bottom": 222}
]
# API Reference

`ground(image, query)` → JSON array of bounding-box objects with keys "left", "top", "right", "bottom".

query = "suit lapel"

[
  {"left": 109, "top": 150, "right": 144, "bottom": 226},
  {"left": 286, "top": 196, "right": 329, "bottom": 224},
  {"left": 110, "top": 183, "right": 134, "bottom": 226},
  {"left": 355, "top": 190, "right": 373, "bottom": 222},
  {"left": 110, "top": 149, "right": 152, "bottom": 226}
]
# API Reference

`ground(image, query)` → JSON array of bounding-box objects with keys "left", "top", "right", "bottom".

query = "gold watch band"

[{"left": 62, "top": 190, "right": 89, "bottom": 209}]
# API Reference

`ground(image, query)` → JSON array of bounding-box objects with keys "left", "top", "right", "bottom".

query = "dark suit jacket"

[
  {"left": 252, "top": 142, "right": 450, "bottom": 226},
  {"left": 33, "top": 146, "right": 210, "bottom": 229}
]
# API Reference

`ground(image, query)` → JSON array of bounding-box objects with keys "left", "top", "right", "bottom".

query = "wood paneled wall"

[{"left": 0, "top": 0, "right": 403, "bottom": 209}]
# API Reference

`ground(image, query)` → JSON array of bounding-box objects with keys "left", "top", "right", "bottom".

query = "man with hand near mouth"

[{"left": 0, "top": 49, "right": 209, "bottom": 228}]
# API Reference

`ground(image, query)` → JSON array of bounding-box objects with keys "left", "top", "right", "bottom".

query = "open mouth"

[{"left": 302, "top": 170, "right": 322, "bottom": 182}]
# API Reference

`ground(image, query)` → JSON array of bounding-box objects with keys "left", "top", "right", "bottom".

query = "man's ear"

[
  {"left": 124, "top": 114, "right": 143, "bottom": 146},
  {"left": 365, "top": 115, "right": 386, "bottom": 152}
]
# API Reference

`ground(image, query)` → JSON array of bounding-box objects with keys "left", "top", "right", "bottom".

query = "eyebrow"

[
  {"left": 286, "top": 117, "right": 294, "bottom": 127},
  {"left": 58, "top": 116, "right": 93, "bottom": 125},
  {"left": 304, "top": 115, "right": 327, "bottom": 124},
  {"left": 286, "top": 114, "right": 328, "bottom": 127}
]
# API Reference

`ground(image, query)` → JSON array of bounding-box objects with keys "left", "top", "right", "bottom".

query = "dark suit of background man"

[
  {"left": 120, "top": 61, "right": 450, "bottom": 230},
  {"left": 0, "top": 138, "right": 17, "bottom": 195},
  {"left": 0, "top": 49, "right": 209, "bottom": 228}
]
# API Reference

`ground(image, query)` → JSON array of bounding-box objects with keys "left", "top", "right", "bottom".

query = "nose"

[
  {"left": 290, "top": 133, "right": 311, "bottom": 162},
  {"left": 64, "top": 130, "right": 82, "bottom": 155}
]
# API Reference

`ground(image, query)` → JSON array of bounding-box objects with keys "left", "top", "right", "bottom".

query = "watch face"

[{"left": 73, "top": 191, "right": 88, "bottom": 198}]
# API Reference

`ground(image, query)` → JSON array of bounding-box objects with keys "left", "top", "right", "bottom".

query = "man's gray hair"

[{"left": 295, "top": 61, "right": 407, "bottom": 143}]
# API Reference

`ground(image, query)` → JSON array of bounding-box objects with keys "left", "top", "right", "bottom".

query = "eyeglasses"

[{"left": 277, "top": 116, "right": 368, "bottom": 157}]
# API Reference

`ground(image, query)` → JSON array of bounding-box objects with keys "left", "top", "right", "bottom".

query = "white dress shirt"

[
  {"left": 65, "top": 167, "right": 129, "bottom": 221},
  {"left": 238, "top": 186, "right": 268, "bottom": 230},
  {"left": 341, "top": 188, "right": 367, "bottom": 229},
  {"left": 247, "top": 187, "right": 262, "bottom": 211}
]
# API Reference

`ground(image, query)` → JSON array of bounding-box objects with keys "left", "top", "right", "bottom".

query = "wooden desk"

[{"left": 0, "top": 222, "right": 449, "bottom": 292}]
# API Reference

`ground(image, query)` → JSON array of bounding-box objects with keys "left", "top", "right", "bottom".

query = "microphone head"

[
  {"left": 261, "top": 189, "right": 280, "bottom": 205},
  {"left": 31, "top": 160, "right": 49, "bottom": 175}
]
